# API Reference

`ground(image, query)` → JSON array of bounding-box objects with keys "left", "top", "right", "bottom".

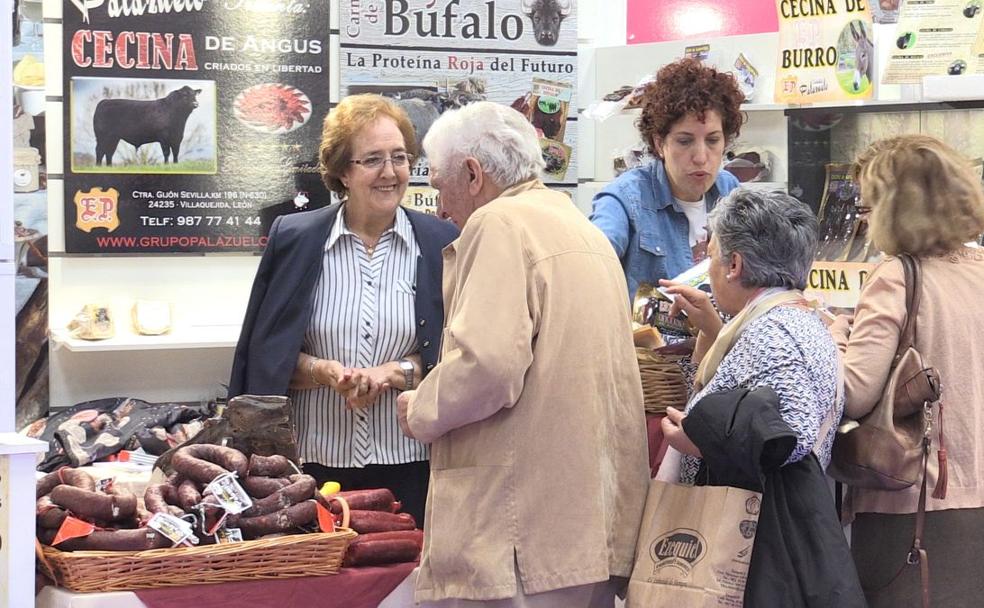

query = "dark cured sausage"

[
  {"left": 54, "top": 528, "right": 173, "bottom": 552},
  {"left": 172, "top": 445, "right": 248, "bottom": 484},
  {"left": 176, "top": 479, "right": 202, "bottom": 511},
  {"left": 36, "top": 468, "right": 96, "bottom": 499},
  {"left": 347, "top": 510, "right": 416, "bottom": 534},
  {"left": 36, "top": 496, "right": 68, "bottom": 529},
  {"left": 144, "top": 483, "right": 184, "bottom": 517},
  {"left": 50, "top": 485, "right": 137, "bottom": 522},
  {"left": 348, "top": 529, "right": 424, "bottom": 549},
  {"left": 242, "top": 476, "right": 291, "bottom": 499},
  {"left": 237, "top": 500, "right": 318, "bottom": 538},
  {"left": 342, "top": 538, "right": 421, "bottom": 567},
  {"left": 241, "top": 474, "right": 316, "bottom": 517},
  {"left": 325, "top": 489, "right": 400, "bottom": 514},
  {"left": 247, "top": 453, "right": 293, "bottom": 477}
]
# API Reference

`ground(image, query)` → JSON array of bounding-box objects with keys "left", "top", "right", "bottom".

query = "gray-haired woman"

[{"left": 654, "top": 188, "right": 865, "bottom": 606}]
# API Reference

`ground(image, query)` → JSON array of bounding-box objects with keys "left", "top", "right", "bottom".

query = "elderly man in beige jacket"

[{"left": 395, "top": 102, "right": 649, "bottom": 607}]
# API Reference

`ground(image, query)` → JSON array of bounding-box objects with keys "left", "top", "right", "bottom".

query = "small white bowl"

[{"left": 15, "top": 85, "right": 45, "bottom": 116}]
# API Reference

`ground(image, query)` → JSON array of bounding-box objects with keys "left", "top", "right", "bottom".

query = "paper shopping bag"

[{"left": 626, "top": 480, "right": 761, "bottom": 608}]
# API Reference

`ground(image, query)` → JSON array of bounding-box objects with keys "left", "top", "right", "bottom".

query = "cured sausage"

[
  {"left": 347, "top": 510, "right": 416, "bottom": 534},
  {"left": 242, "top": 476, "right": 291, "bottom": 499},
  {"left": 325, "top": 489, "right": 401, "bottom": 514},
  {"left": 241, "top": 474, "right": 316, "bottom": 518},
  {"left": 176, "top": 479, "right": 202, "bottom": 511},
  {"left": 50, "top": 485, "right": 137, "bottom": 522},
  {"left": 238, "top": 500, "right": 318, "bottom": 538},
  {"left": 342, "top": 538, "right": 421, "bottom": 567},
  {"left": 144, "top": 483, "right": 184, "bottom": 517},
  {"left": 36, "top": 468, "right": 96, "bottom": 499},
  {"left": 54, "top": 528, "right": 173, "bottom": 552},
  {"left": 348, "top": 529, "right": 424, "bottom": 549},
  {"left": 172, "top": 445, "right": 248, "bottom": 484},
  {"left": 247, "top": 453, "right": 294, "bottom": 477},
  {"left": 36, "top": 496, "right": 68, "bottom": 529}
]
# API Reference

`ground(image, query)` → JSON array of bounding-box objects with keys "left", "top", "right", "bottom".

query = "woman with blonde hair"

[{"left": 830, "top": 134, "right": 984, "bottom": 606}]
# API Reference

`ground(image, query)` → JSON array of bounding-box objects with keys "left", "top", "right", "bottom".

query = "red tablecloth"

[
  {"left": 132, "top": 562, "right": 417, "bottom": 608},
  {"left": 646, "top": 413, "right": 669, "bottom": 478}
]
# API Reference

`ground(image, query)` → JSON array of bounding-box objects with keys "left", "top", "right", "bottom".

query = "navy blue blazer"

[{"left": 228, "top": 204, "right": 459, "bottom": 398}]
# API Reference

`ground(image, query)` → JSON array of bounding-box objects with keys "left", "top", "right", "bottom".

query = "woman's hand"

[
  {"left": 658, "top": 280, "right": 724, "bottom": 341},
  {"left": 661, "top": 406, "right": 702, "bottom": 457},
  {"left": 343, "top": 364, "right": 398, "bottom": 409}
]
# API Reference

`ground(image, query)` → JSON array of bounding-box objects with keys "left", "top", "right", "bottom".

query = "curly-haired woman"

[
  {"left": 590, "top": 58, "right": 746, "bottom": 298},
  {"left": 830, "top": 135, "right": 984, "bottom": 607}
]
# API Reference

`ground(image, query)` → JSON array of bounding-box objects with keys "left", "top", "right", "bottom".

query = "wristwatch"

[{"left": 399, "top": 359, "right": 415, "bottom": 390}]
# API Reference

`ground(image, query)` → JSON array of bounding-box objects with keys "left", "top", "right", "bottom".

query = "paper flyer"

[{"left": 884, "top": 0, "right": 984, "bottom": 83}]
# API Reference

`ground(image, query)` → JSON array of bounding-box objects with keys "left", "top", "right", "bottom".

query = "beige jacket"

[
  {"left": 830, "top": 249, "right": 984, "bottom": 518},
  {"left": 407, "top": 180, "right": 649, "bottom": 602}
]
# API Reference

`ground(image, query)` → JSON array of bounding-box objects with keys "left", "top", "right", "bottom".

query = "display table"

[{"left": 36, "top": 562, "right": 417, "bottom": 608}]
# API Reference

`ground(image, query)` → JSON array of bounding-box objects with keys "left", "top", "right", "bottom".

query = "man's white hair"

[{"left": 423, "top": 101, "right": 545, "bottom": 188}]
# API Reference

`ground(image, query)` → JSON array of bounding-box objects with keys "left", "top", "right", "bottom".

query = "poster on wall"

[
  {"left": 882, "top": 0, "right": 984, "bottom": 83},
  {"left": 339, "top": 0, "right": 578, "bottom": 215},
  {"left": 62, "top": 0, "right": 331, "bottom": 253},
  {"left": 774, "top": 0, "right": 874, "bottom": 104}
]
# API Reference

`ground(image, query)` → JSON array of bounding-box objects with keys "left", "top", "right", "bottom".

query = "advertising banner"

[
  {"left": 774, "top": 0, "right": 874, "bottom": 104},
  {"left": 883, "top": 0, "right": 984, "bottom": 83},
  {"left": 339, "top": 0, "right": 578, "bottom": 215},
  {"left": 806, "top": 261, "right": 875, "bottom": 309},
  {"left": 62, "top": 0, "right": 331, "bottom": 253}
]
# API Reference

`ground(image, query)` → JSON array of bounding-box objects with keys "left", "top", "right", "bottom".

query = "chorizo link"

[
  {"left": 347, "top": 510, "right": 417, "bottom": 534},
  {"left": 342, "top": 538, "right": 422, "bottom": 567},
  {"left": 172, "top": 445, "right": 248, "bottom": 484},
  {"left": 237, "top": 500, "right": 318, "bottom": 538},
  {"left": 247, "top": 453, "right": 294, "bottom": 477},
  {"left": 242, "top": 476, "right": 291, "bottom": 499},
  {"left": 327, "top": 489, "right": 400, "bottom": 514},
  {"left": 50, "top": 485, "right": 137, "bottom": 522},
  {"left": 36, "top": 467, "right": 96, "bottom": 499},
  {"left": 55, "top": 528, "right": 173, "bottom": 551},
  {"left": 241, "top": 474, "right": 316, "bottom": 518}
]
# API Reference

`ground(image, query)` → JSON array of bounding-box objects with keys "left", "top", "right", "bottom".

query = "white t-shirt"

[{"left": 675, "top": 197, "right": 708, "bottom": 262}]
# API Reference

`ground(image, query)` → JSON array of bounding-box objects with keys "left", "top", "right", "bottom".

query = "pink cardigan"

[{"left": 830, "top": 248, "right": 984, "bottom": 518}]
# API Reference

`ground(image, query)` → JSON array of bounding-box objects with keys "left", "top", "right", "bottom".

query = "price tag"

[
  {"left": 215, "top": 527, "right": 244, "bottom": 544},
  {"left": 205, "top": 472, "right": 253, "bottom": 515},
  {"left": 96, "top": 477, "right": 115, "bottom": 493},
  {"left": 148, "top": 512, "right": 198, "bottom": 546}
]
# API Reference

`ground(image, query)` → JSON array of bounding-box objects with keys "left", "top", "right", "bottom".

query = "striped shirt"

[{"left": 289, "top": 205, "right": 426, "bottom": 467}]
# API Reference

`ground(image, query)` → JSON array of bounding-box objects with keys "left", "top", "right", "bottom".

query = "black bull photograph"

[{"left": 70, "top": 77, "right": 217, "bottom": 174}]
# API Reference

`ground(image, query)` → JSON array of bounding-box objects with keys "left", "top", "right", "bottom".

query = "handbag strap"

[{"left": 896, "top": 253, "right": 921, "bottom": 359}]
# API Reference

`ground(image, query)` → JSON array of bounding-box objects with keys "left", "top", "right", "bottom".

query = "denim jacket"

[{"left": 590, "top": 160, "right": 739, "bottom": 300}]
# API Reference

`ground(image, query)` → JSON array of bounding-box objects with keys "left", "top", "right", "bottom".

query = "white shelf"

[{"left": 50, "top": 324, "right": 241, "bottom": 352}]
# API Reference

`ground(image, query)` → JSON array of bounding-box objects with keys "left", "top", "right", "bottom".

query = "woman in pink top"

[{"left": 830, "top": 134, "right": 984, "bottom": 607}]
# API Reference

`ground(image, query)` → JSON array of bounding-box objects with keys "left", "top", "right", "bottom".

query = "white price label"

[
  {"left": 215, "top": 527, "right": 244, "bottom": 544},
  {"left": 205, "top": 472, "right": 253, "bottom": 515},
  {"left": 148, "top": 512, "right": 198, "bottom": 546}
]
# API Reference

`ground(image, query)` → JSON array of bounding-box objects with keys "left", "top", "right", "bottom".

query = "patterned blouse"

[{"left": 680, "top": 305, "right": 843, "bottom": 484}]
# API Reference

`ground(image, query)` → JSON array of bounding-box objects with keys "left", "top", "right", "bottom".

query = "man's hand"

[{"left": 397, "top": 391, "right": 416, "bottom": 440}]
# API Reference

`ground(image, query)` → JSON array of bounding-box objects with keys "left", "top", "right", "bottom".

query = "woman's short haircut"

[
  {"left": 854, "top": 134, "right": 984, "bottom": 256},
  {"left": 636, "top": 58, "right": 746, "bottom": 154},
  {"left": 710, "top": 188, "right": 819, "bottom": 290},
  {"left": 318, "top": 94, "right": 417, "bottom": 195},
  {"left": 422, "top": 101, "right": 545, "bottom": 188}
]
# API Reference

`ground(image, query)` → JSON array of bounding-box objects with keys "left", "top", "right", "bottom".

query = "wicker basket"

[
  {"left": 36, "top": 497, "right": 357, "bottom": 593},
  {"left": 636, "top": 348, "right": 688, "bottom": 414}
]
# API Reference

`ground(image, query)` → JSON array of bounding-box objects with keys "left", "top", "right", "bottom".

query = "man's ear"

[
  {"left": 730, "top": 251, "right": 744, "bottom": 280},
  {"left": 464, "top": 157, "right": 484, "bottom": 196}
]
